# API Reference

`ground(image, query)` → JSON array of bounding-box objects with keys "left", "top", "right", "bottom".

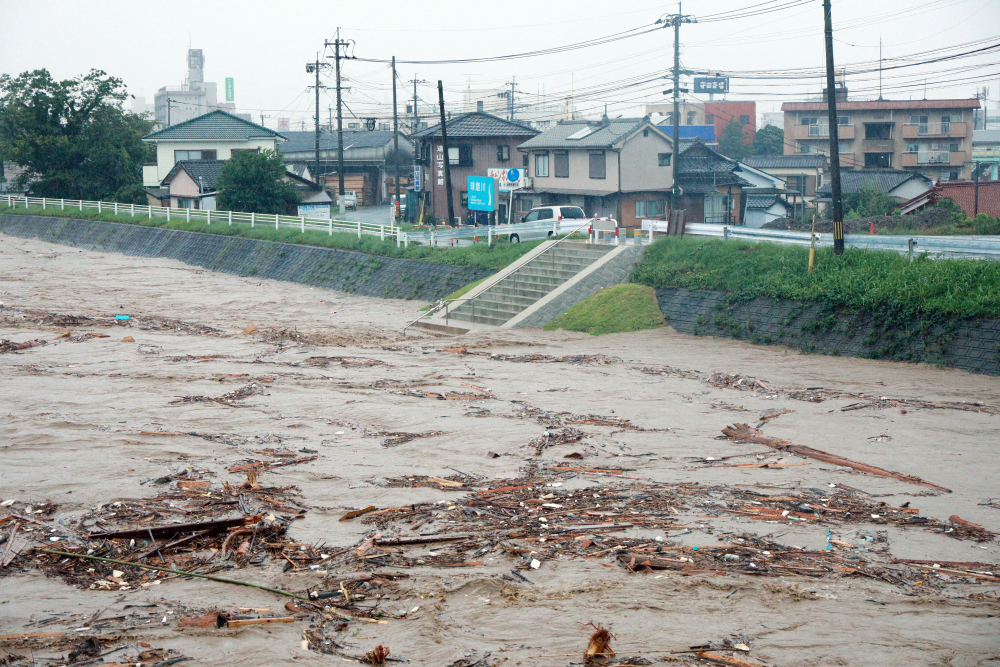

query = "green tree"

[
  {"left": 842, "top": 185, "right": 894, "bottom": 219},
  {"left": 215, "top": 149, "right": 299, "bottom": 214},
  {"left": 753, "top": 125, "right": 784, "bottom": 156},
  {"left": 718, "top": 118, "right": 752, "bottom": 161},
  {"left": 0, "top": 69, "right": 154, "bottom": 200}
]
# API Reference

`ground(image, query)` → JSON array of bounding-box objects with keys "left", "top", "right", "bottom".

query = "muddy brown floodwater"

[{"left": 1, "top": 233, "right": 999, "bottom": 667}]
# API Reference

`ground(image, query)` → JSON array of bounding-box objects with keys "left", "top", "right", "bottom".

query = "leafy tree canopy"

[
  {"left": 0, "top": 69, "right": 154, "bottom": 201},
  {"left": 215, "top": 149, "right": 300, "bottom": 214},
  {"left": 843, "top": 185, "right": 895, "bottom": 219},
  {"left": 753, "top": 125, "right": 784, "bottom": 156},
  {"left": 717, "top": 118, "right": 752, "bottom": 162}
]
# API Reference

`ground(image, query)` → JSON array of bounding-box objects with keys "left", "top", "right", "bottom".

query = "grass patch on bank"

[
  {"left": 1, "top": 205, "right": 538, "bottom": 271},
  {"left": 632, "top": 236, "right": 1000, "bottom": 318},
  {"left": 544, "top": 284, "right": 667, "bottom": 336}
]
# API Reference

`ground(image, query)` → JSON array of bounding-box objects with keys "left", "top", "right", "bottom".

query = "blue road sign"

[
  {"left": 467, "top": 176, "right": 497, "bottom": 212},
  {"left": 506, "top": 168, "right": 520, "bottom": 182}
]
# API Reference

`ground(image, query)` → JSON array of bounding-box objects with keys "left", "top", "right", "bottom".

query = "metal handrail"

[
  {"left": 457, "top": 218, "right": 598, "bottom": 319},
  {"left": 401, "top": 297, "right": 475, "bottom": 337}
]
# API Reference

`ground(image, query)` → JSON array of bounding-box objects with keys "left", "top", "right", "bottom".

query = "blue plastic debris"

[{"left": 115, "top": 315, "right": 130, "bottom": 320}]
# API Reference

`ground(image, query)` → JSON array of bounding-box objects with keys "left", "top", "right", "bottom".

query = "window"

[
  {"left": 647, "top": 200, "right": 665, "bottom": 217},
  {"left": 787, "top": 176, "right": 804, "bottom": 193},
  {"left": 459, "top": 145, "right": 473, "bottom": 166},
  {"left": 523, "top": 153, "right": 529, "bottom": 167},
  {"left": 230, "top": 148, "right": 256, "bottom": 157},
  {"left": 910, "top": 115, "right": 929, "bottom": 125},
  {"left": 448, "top": 147, "right": 459, "bottom": 165},
  {"left": 643, "top": 129, "right": 649, "bottom": 137},
  {"left": 560, "top": 206, "right": 586, "bottom": 219},
  {"left": 497, "top": 145, "right": 510, "bottom": 161},
  {"left": 864, "top": 152, "right": 892, "bottom": 168},
  {"left": 740, "top": 115, "right": 750, "bottom": 125},
  {"left": 554, "top": 151, "right": 569, "bottom": 178},
  {"left": 906, "top": 143, "right": 919, "bottom": 153},
  {"left": 687, "top": 111, "right": 697, "bottom": 126},
  {"left": 798, "top": 142, "right": 817, "bottom": 154},
  {"left": 174, "top": 149, "right": 216, "bottom": 161},
  {"left": 635, "top": 200, "right": 646, "bottom": 218},
  {"left": 348, "top": 122, "right": 360, "bottom": 129},
  {"left": 864, "top": 123, "right": 893, "bottom": 140},
  {"left": 522, "top": 210, "right": 540, "bottom": 222},
  {"left": 839, "top": 141, "right": 852, "bottom": 154},
  {"left": 534, "top": 152, "right": 549, "bottom": 177},
  {"left": 837, "top": 116, "right": 850, "bottom": 126},
  {"left": 705, "top": 114, "right": 715, "bottom": 124},
  {"left": 536, "top": 208, "right": 554, "bottom": 220},
  {"left": 477, "top": 100, "right": 484, "bottom": 112},
  {"left": 658, "top": 153, "right": 672, "bottom": 167},
  {"left": 801, "top": 117, "right": 819, "bottom": 126},
  {"left": 589, "top": 152, "right": 606, "bottom": 179},
  {"left": 460, "top": 191, "right": 468, "bottom": 206}
]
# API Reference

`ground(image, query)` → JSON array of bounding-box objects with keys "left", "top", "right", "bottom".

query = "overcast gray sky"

[{"left": 2, "top": 0, "right": 998, "bottom": 128}]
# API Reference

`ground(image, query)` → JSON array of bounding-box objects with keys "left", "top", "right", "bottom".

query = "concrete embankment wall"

[
  {"left": 656, "top": 288, "right": 1000, "bottom": 376},
  {"left": 0, "top": 215, "right": 492, "bottom": 302}
]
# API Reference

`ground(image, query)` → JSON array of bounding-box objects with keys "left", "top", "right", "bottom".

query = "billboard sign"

[
  {"left": 413, "top": 166, "right": 422, "bottom": 192},
  {"left": 467, "top": 176, "right": 497, "bottom": 211},
  {"left": 297, "top": 204, "right": 330, "bottom": 219},
  {"left": 693, "top": 77, "right": 729, "bottom": 94},
  {"left": 486, "top": 167, "right": 525, "bottom": 192},
  {"left": 225, "top": 78, "right": 234, "bottom": 102}
]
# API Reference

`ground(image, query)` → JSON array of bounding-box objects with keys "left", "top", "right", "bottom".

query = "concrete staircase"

[{"left": 445, "top": 242, "right": 616, "bottom": 326}]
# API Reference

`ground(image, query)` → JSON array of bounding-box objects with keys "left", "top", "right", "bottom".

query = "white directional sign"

[{"left": 487, "top": 167, "right": 525, "bottom": 192}]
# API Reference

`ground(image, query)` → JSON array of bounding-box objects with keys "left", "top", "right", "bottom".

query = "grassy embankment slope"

[
  {"left": 0, "top": 205, "right": 537, "bottom": 272},
  {"left": 543, "top": 284, "right": 666, "bottom": 335},
  {"left": 551, "top": 236, "right": 1000, "bottom": 336}
]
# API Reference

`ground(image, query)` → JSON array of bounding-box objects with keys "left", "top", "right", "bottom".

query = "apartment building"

[{"left": 781, "top": 98, "right": 980, "bottom": 181}]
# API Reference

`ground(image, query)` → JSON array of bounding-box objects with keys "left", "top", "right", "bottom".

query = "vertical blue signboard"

[{"left": 467, "top": 176, "right": 497, "bottom": 211}]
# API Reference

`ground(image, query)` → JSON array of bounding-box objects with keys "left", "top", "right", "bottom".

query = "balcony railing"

[
  {"left": 790, "top": 124, "right": 855, "bottom": 140},
  {"left": 902, "top": 122, "right": 966, "bottom": 139},
  {"left": 901, "top": 150, "right": 966, "bottom": 167}
]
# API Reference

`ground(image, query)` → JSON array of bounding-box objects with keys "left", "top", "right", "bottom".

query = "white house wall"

[
  {"left": 618, "top": 131, "right": 673, "bottom": 192},
  {"left": 153, "top": 138, "right": 280, "bottom": 182}
]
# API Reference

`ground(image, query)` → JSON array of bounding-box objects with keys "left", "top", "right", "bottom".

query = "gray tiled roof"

[
  {"left": 144, "top": 110, "right": 284, "bottom": 141},
  {"left": 816, "top": 169, "right": 932, "bottom": 195},
  {"left": 678, "top": 141, "right": 736, "bottom": 174},
  {"left": 974, "top": 129, "right": 1000, "bottom": 144},
  {"left": 518, "top": 118, "right": 651, "bottom": 150},
  {"left": 412, "top": 112, "right": 538, "bottom": 139},
  {"left": 746, "top": 193, "right": 788, "bottom": 210},
  {"left": 742, "top": 155, "right": 828, "bottom": 169},
  {"left": 166, "top": 160, "right": 226, "bottom": 192},
  {"left": 278, "top": 130, "right": 400, "bottom": 154}
]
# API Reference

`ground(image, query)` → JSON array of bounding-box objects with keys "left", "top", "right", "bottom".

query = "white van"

[{"left": 508, "top": 205, "right": 610, "bottom": 243}]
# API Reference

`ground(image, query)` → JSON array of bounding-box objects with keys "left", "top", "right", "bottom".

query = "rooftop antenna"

[{"left": 878, "top": 36, "right": 883, "bottom": 101}]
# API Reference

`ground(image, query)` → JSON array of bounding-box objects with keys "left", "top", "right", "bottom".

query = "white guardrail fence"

[
  {"left": 4, "top": 195, "right": 401, "bottom": 243},
  {"left": 643, "top": 220, "right": 1000, "bottom": 260}
]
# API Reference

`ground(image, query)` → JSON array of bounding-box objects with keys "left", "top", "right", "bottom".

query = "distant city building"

[
  {"left": 645, "top": 100, "right": 757, "bottom": 144},
  {"left": 131, "top": 95, "right": 156, "bottom": 118},
  {"left": 154, "top": 49, "right": 240, "bottom": 126}
]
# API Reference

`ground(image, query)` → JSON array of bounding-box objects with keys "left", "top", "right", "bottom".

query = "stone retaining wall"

[
  {"left": 0, "top": 215, "right": 492, "bottom": 302},
  {"left": 656, "top": 288, "right": 1000, "bottom": 376}
]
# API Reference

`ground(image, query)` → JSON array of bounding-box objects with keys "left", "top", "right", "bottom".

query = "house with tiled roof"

[
  {"left": 412, "top": 112, "right": 538, "bottom": 223},
  {"left": 741, "top": 154, "right": 828, "bottom": 207},
  {"left": 160, "top": 160, "right": 226, "bottom": 209},
  {"left": 278, "top": 130, "right": 413, "bottom": 207},
  {"left": 814, "top": 169, "right": 934, "bottom": 204},
  {"left": 142, "top": 110, "right": 286, "bottom": 188},
  {"left": 675, "top": 140, "right": 753, "bottom": 224},
  {"left": 517, "top": 116, "right": 674, "bottom": 228}
]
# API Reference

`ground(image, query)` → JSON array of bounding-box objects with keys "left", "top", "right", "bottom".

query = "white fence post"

[
  {"left": 114, "top": 202, "right": 118, "bottom": 215},
  {"left": 357, "top": 220, "right": 361, "bottom": 239},
  {"left": 488, "top": 225, "right": 492, "bottom": 247},
  {"left": 42, "top": 197, "right": 47, "bottom": 210},
  {"left": 61, "top": 198, "right": 65, "bottom": 210},
  {"left": 79, "top": 199, "right": 83, "bottom": 211},
  {"left": 300, "top": 216, "right": 305, "bottom": 233},
  {"left": 206, "top": 210, "right": 210, "bottom": 225},
  {"left": 251, "top": 212, "right": 255, "bottom": 228},
  {"left": 228, "top": 210, "right": 232, "bottom": 226},
  {"left": 380, "top": 225, "right": 384, "bottom": 241},
  {"left": 97, "top": 201, "right": 101, "bottom": 214},
  {"left": 328, "top": 219, "right": 332, "bottom": 236},
  {"left": 148, "top": 206, "right": 152, "bottom": 220},
  {"left": 397, "top": 231, "right": 401, "bottom": 248},
  {"left": 130, "top": 203, "right": 134, "bottom": 217},
  {"left": 166, "top": 207, "right": 170, "bottom": 222},
  {"left": 186, "top": 207, "right": 190, "bottom": 223},
  {"left": 275, "top": 214, "right": 279, "bottom": 230}
]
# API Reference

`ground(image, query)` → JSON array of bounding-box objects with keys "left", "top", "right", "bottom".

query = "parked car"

[
  {"left": 336, "top": 191, "right": 358, "bottom": 210},
  {"left": 507, "top": 205, "right": 608, "bottom": 243}
]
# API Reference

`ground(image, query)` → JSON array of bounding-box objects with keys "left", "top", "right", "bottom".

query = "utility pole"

[
  {"left": 823, "top": 0, "right": 844, "bottom": 254},
  {"left": 322, "top": 29, "right": 348, "bottom": 215},
  {"left": 657, "top": 5, "right": 696, "bottom": 215},
  {"left": 167, "top": 99, "right": 175, "bottom": 126},
  {"left": 314, "top": 53, "right": 321, "bottom": 184},
  {"left": 392, "top": 56, "right": 400, "bottom": 223},
  {"left": 508, "top": 76, "right": 515, "bottom": 120},
  {"left": 438, "top": 80, "right": 454, "bottom": 226}
]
